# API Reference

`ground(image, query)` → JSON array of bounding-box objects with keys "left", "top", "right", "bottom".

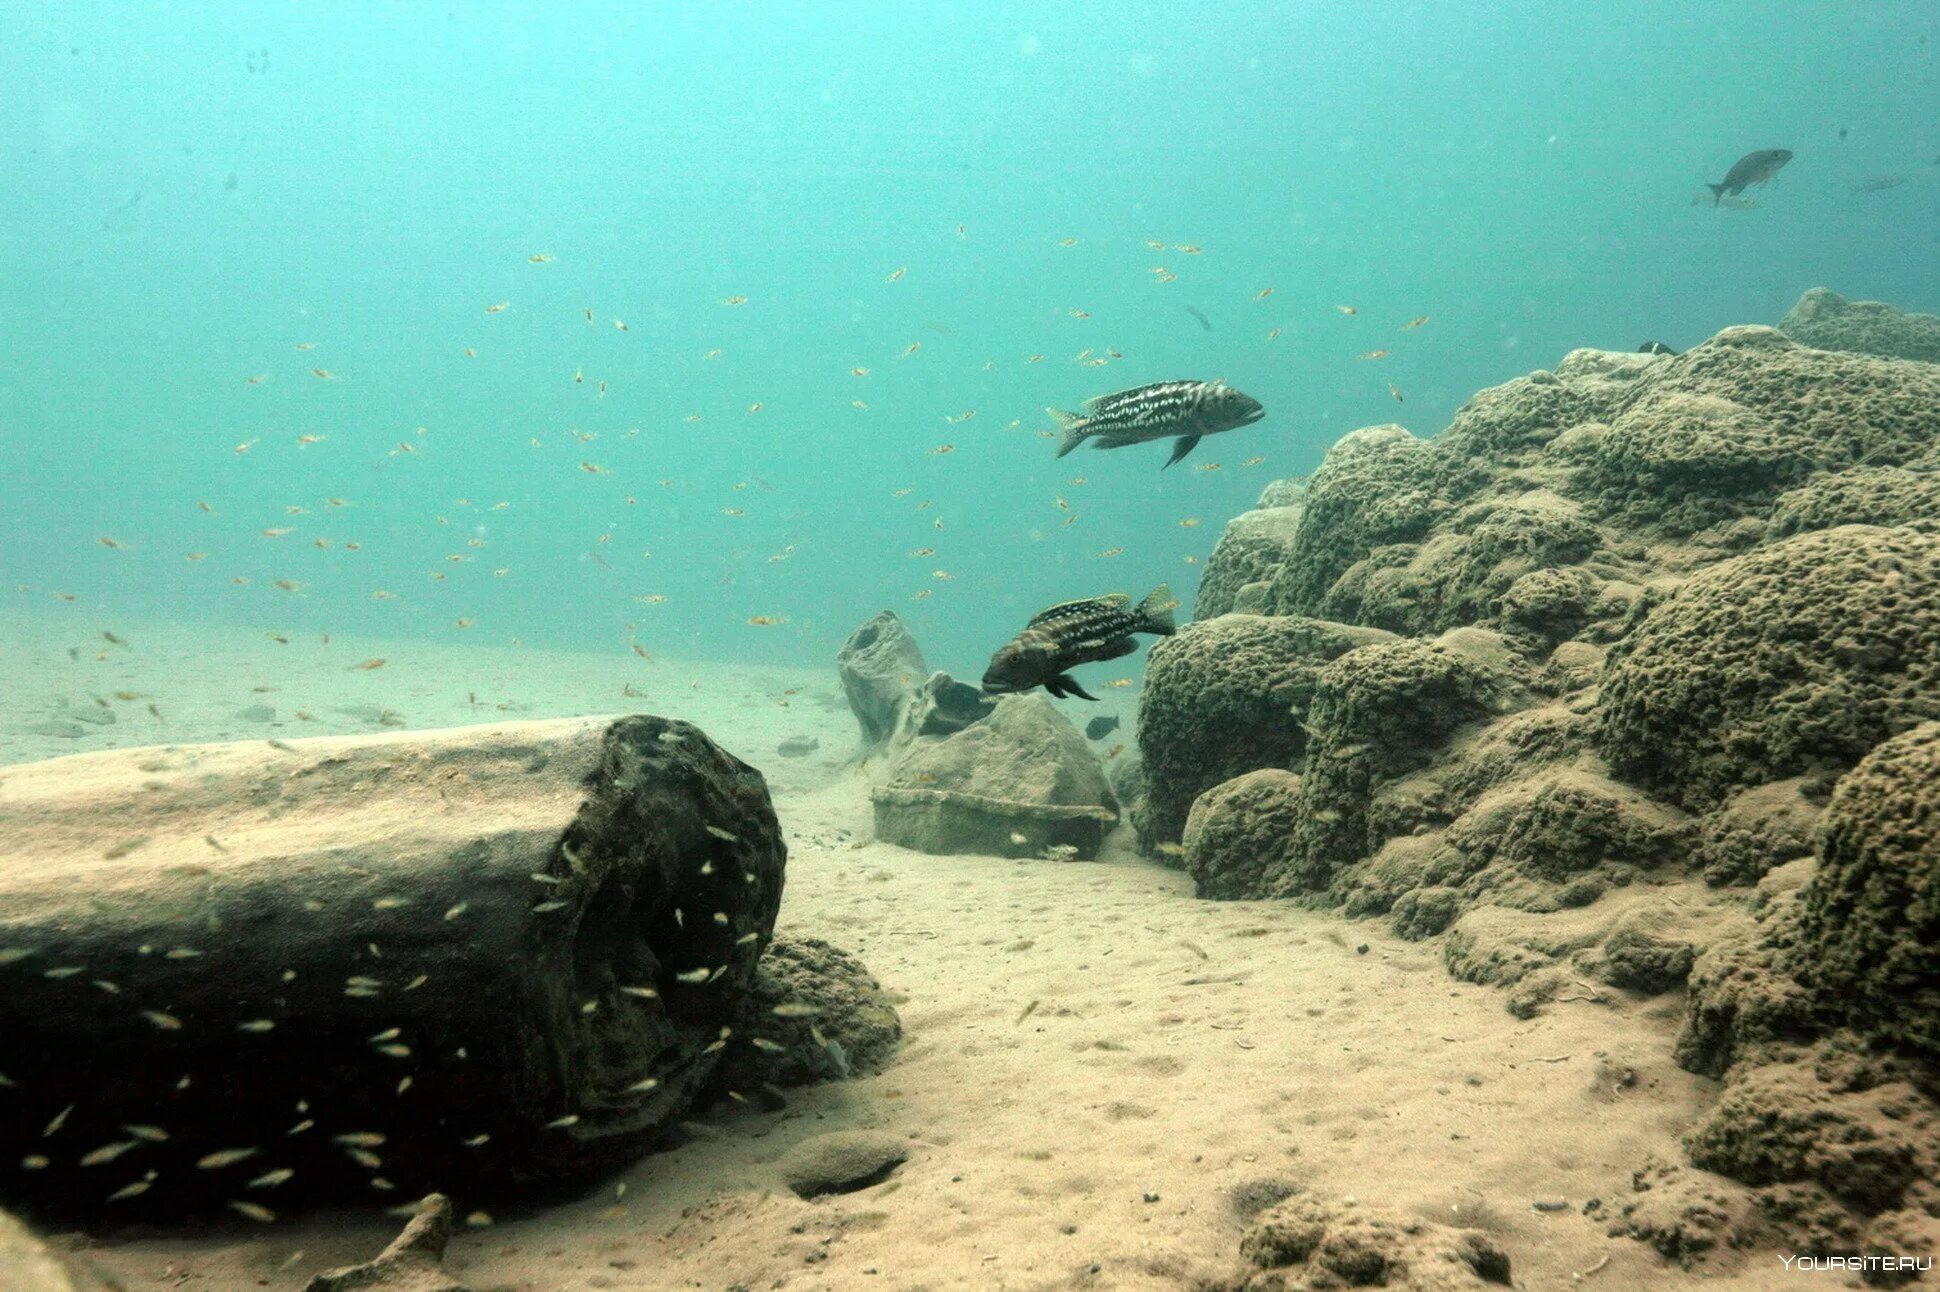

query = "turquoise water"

[{"left": 4, "top": 1, "right": 1936, "bottom": 675}]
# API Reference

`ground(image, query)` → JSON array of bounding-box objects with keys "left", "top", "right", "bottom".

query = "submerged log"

[{"left": 0, "top": 715, "right": 784, "bottom": 1219}]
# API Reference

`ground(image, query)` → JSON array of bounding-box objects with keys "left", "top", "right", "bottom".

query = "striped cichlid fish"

[
  {"left": 982, "top": 585, "right": 1179, "bottom": 701},
  {"left": 1049, "top": 379, "right": 1264, "bottom": 469}
]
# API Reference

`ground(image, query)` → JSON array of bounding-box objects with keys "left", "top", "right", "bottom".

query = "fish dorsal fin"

[{"left": 1028, "top": 593, "right": 1129, "bottom": 627}]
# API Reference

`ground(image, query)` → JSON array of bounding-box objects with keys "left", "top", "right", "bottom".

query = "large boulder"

[
  {"left": 1289, "top": 633, "right": 1519, "bottom": 883},
  {"left": 1779, "top": 287, "right": 1940, "bottom": 363},
  {"left": 0, "top": 715, "right": 787, "bottom": 1216},
  {"left": 1795, "top": 723, "right": 1940, "bottom": 1065},
  {"left": 1134, "top": 615, "right": 1395, "bottom": 851},
  {"left": 1194, "top": 485, "right": 1307, "bottom": 620},
  {"left": 1266, "top": 426, "right": 1488, "bottom": 618},
  {"left": 1597, "top": 525, "right": 1940, "bottom": 810},
  {"left": 836, "top": 612, "right": 927, "bottom": 749},
  {"left": 871, "top": 695, "right": 1117, "bottom": 859},
  {"left": 1578, "top": 389, "right": 1806, "bottom": 533},
  {"left": 1767, "top": 465, "right": 1940, "bottom": 539},
  {"left": 1181, "top": 769, "right": 1305, "bottom": 900}
]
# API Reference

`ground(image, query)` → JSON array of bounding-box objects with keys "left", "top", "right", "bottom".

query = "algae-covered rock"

[
  {"left": 1768, "top": 466, "right": 1940, "bottom": 539},
  {"left": 1693, "top": 778, "right": 1822, "bottom": 887},
  {"left": 1673, "top": 888, "right": 1824, "bottom": 1080},
  {"left": 1321, "top": 492, "right": 1602, "bottom": 636},
  {"left": 1795, "top": 722, "right": 1940, "bottom": 1065},
  {"left": 1135, "top": 614, "right": 1394, "bottom": 850},
  {"left": 1597, "top": 526, "right": 1940, "bottom": 811},
  {"left": 871, "top": 694, "right": 1117, "bottom": 859},
  {"left": 1266, "top": 426, "right": 1487, "bottom": 618},
  {"left": 837, "top": 611, "right": 927, "bottom": 749},
  {"left": 1181, "top": 768, "right": 1304, "bottom": 900},
  {"left": 1440, "top": 367, "right": 1596, "bottom": 458},
  {"left": 891, "top": 671, "right": 997, "bottom": 743},
  {"left": 1196, "top": 492, "right": 1306, "bottom": 620},
  {"left": 1580, "top": 389, "right": 1806, "bottom": 533},
  {"left": 1237, "top": 1192, "right": 1512, "bottom": 1287},
  {"left": 1684, "top": 1046, "right": 1939, "bottom": 1216},
  {"left": 1290, "top": 635, "right": 1515, "bottom": 881},
  {"left": 1435, "top": 769, "right": 1689, "bottom": 887},
  {"left": 708, "top": 936, "right": 901, "bottom": 1094},
  {"left": 1779, "top": 287, "right": 1940, "bottom": 363},
  {"left": 1626, "top": 325, "right": 1940, "bottom": 472},
  {"left": 1617, "top": 1158, "right": 1762, "bottom": 1266}
]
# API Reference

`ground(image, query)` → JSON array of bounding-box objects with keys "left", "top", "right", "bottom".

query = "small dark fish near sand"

[
  {"left": 1049, "top": 379, "right": 1264, "bottom": 469},
  {"left": 1638, "top": 340, "right": 1678, "bottom": 356},
  {"left": 1084, "top": 714, "right": 1121, "bottom": 741},
  {"left": 1706, "top": 148, "right": 1792, "bottom": 204},
  {"left": 1184, "top": 306, "right": 1214, "bottom": 332},
  {"left": 983, "top": 586, "right": 1178, "bottom": 701},
  {"left": 776, "top": 736, "right": 820, "bottom": 758}
]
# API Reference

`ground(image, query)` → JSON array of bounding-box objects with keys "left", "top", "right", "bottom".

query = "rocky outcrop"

[
  {"left": 1194, "top": 483, "right": 1307, "bottom": 619},
  {"left": 0, "top": 715, "right": 788, "bottom": 1216},
  {"left": 1597, "top": 526, "right": 1940, "bottom": 811},
  {"left": 871, "top": 694, "right": 1117, "bottom": 859},
  {"left": 306, "top": 1193, "right": 467, "bottom": 1292},
  {"left": 1796, "top": 723, "right": 1940, "bottom": 1065},
  {"left": 1779, "top": 287, "right": 1940, "bottom": 363},
  {"left": 1135, "top": 615, "right": 1394, "bottom": 852},
  {"left": 837, "top": 611, "right": 927, "bottom": 749},
  {"left": 1227, "top": 1192, "right": 1512, "bottom": 1289},
  {"left": 1161, "top": 306, "right": 1940, "bottom": 1273}
]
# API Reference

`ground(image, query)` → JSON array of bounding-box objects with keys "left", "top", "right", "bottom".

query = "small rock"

[
  {"left": 1355, "top": 943, "right": 1369, "bottom": 955},
  {"left": 1143, "top": 1191, "right": 1161, "bottom": 1204},
  {"left": 779, "top": 1130, "right": 908, "bottom": 1199},
  {"left": 305, "top": 1192, "right": 468, "bottom": 1291}
]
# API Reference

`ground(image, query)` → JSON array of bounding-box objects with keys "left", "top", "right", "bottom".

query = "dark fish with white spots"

[
  {"left": 1638, "top": 340, "right": 1678, "bottom": 356},
  {"left": 983, "top": 585, "right": 1178, "bottom": 701},
  {"left": 1084, "top": 714, "right": 1121, "bottom": 741},
  {"left": 1706, "top": 149, "right": 1792, "bottom": 204},
  {"left": 1049, "top": 379, "right": 1264, "bottom": 469}
]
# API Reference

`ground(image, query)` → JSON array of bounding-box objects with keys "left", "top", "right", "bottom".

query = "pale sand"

[{"left": 1, "top": 611, "right": 1819, "bottom": 1289}]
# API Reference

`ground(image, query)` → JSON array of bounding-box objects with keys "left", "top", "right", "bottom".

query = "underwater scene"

[{"left": 3, "top": 2, "right": 1939, "bottom": 1288}]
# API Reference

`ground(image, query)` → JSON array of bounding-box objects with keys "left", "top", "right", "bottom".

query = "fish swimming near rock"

[
  {"left": 776, "top": 736, "right": 820, "bottom": 758},
  {"left": 1706, "top": 149, "right": 1792, "bottom": 204},
  {"left": 1048, "top": 380, "right": 1264, "bottom": 469},
  {"left": 983, "top": 586, "right": 1178, "bottom": 701},
  {"left": 1084, "top": 714, "right": 1121, "bottom": 741},
  {"left": 1638, "top": 341, "right": 1678, "bottom": 356}
]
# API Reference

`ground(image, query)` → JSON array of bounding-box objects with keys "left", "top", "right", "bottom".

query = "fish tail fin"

[
  {"left": 1049, "top": 408, "right": 1089, "bottom": 458},
  {"left": 1138, "top": 584, "right": 1179, "bottom": 636},
  {"left": 1707, "top": 182, "right": 1726, "bottom": 205}
]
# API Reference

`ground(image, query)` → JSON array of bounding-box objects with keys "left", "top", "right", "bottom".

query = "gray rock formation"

[
  {"left": 836, "top": 611, "right": 928, "bottom": 749},
  {"left": 872, "top": 694, "right": 1117, "bottom": 859},
  {"left": 1778, "top": 286, "right": 1940, "bottom": 363},
  {"left": 306, "top": 1193, "right": 467, "bottom": 1291}
]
